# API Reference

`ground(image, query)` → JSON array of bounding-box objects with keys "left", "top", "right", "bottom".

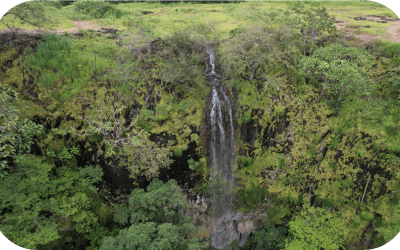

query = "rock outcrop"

[{"left": 184, "top": 190, "right": 268, "bottom": 249}]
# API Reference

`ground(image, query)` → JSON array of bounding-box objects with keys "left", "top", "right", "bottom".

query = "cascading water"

[{"left": 206, "top": 48, "right": 237, "bottom": 250}]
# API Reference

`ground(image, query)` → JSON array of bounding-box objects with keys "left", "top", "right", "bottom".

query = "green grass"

[{"left": 22, "top": 32, "right": 118, "bottom": 103}]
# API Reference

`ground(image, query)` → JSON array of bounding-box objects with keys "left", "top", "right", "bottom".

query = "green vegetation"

[
  {"left": 0, "top": 83, "right": 43, "bottom": 178},
  {"left": 101, "top": 178, "right": 208, "bottom": 250},
  {"left": 1, "top": 1, "right": 400, "bottom": 249},
  {"left": 284, "top": 203, "right": 348, "bottom": 250},
  {"left": 243, "top": 219, "right": 288, "bottom": 250}
]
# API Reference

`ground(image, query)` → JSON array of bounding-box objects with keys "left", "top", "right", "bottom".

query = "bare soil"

[{"left": 334, "top": 15, "right": 400, "bottom": 43}]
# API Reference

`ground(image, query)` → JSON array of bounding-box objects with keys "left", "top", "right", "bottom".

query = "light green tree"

[
  {"left": 300, "top": 43, "right": 375, "bottom": 105},
  {"left": 284, "top": 203, "right": 349, "bottom": 250},
  {"left": 220, "top": 24, "right": 299, "bottom": 83},
  {"left": 100, "top": 178, "right": 208, "bottom": 250}
]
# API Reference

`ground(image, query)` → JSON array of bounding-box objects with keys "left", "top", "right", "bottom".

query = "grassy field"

[{"left": 1, "top": 1, "right": 398, "bottom": 39}]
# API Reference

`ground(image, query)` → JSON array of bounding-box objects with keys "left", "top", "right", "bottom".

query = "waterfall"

[{"left": 206, "top": 49, "right": 237, "bottom": 250}]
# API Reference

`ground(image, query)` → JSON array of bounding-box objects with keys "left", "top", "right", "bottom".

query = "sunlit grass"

[{"left": 22, "top": 33, "right": 118, "bottom": 103}]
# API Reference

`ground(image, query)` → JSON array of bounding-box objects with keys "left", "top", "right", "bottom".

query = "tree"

[
  {"left": 287, "top": 2, "right": 337, "bottom": 58},
  {"left": 284, "top": 203, "right": 349, "bottom": 250},
  {"left": 0, "top": 155, "right": 104, "bottom": 249},
  {"left": 1, "top": 1, "right": 54, "bottom": 36},
  {"left": 157, "top": 30, "right": 206, "bottom": 99},
  {"left": 220, "top": 25, "right": 299, "bottom": 83},
  {"left": 0, "top": 83, "right": 43, "bottom": 178},
  {"left": 100, "top": 178, "right": 208, "bottom": 250},
  {"left": 299, "top": 43, "right": 375, "bottom": 105},
  {"left": 243, "top": 219, "right": 288, "bottom": 250}
]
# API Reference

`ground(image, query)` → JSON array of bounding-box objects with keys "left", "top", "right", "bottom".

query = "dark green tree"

[
  {"left": 100, "top": 178, "right": 208, "bottom": 250},
  {"left": 243, "top": 219, "right": 288, "bottom": 250},
  {"left": 0, "top": 156, "right": 104, "bottom": 249}
]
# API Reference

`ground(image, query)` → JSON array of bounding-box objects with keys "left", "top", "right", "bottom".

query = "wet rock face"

[{"left": 184, "top": 191, "right": 267, "bottom": 249}]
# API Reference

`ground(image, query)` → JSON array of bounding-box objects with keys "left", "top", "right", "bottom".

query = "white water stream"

[{"left": 206, "top": 49, "right": 236, "bottom": 250}]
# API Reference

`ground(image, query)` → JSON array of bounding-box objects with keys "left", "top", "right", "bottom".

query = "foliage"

[
  {"left": 122, "top": 15, "right": 158, "bottom": 59},
  {"left": 157, "top": 30, "right": 207, "bottom": 98},
  {"left": 376, "top": 199, "right": 400, "bottom": 244},
  {"left": 53, "top": 91, "right": 173, "bottom": 184},
  {"left": 0, "top": 155, "right": 103, "bottom": 249},
  {"left": 120, "top": 135, "right": 173, "bottom": 183},
  {"left": 284, "top": 203, "right": 348, "bottom": 250},
  {"left": 243, "top": 219, "right": 287, "bottom": 250},
  {"left": 300, "top": 43, "right": 375, "bottom": 104},
  {"left": 44, "top": 1, "right": 63, "bottom": 10},
  {"left": 1, "top": 1, "right": 56, "bottom": 35},
  {"left": 220, "top": 24, "right": 300, "bottom": 84},
  {"left": 81, "top": 196, "right": 121, "bottom": 250},
  {"left": 286, "top": 2, "right": 337, "bottom": 57},
  {"left": 100, "top": 179, "right": 208, "bottom": 250},
  {"left": 0, "top": 83, "right": 43, "bottom": 178},
  {"left": 188, "top": 158, "right": 200, "bottom": 171},
  {"left": 387, "top": 66, "right": 400, "bottom": 99},
  {"left": 24, "top": 33, "right": 73, "bottom": 70},
  {"left": 23, "top": 33, "right": 116, "bottom": 101},
  {"left": 72, "top": 1, "right": 128, "bottom": 19}
]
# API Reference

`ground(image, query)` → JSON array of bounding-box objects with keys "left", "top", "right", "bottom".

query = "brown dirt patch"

[{"left": 334, "top": 16, "right": 400, "bottom": 44}]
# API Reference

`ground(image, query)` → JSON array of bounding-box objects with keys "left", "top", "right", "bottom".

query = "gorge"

[{"left": 1, "top": 2, "right": 400, "bottom": 250}]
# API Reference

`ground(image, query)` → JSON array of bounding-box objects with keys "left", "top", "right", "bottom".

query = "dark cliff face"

[{"left": 0, "top": 32, "right": 288, "bottom": 197}]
